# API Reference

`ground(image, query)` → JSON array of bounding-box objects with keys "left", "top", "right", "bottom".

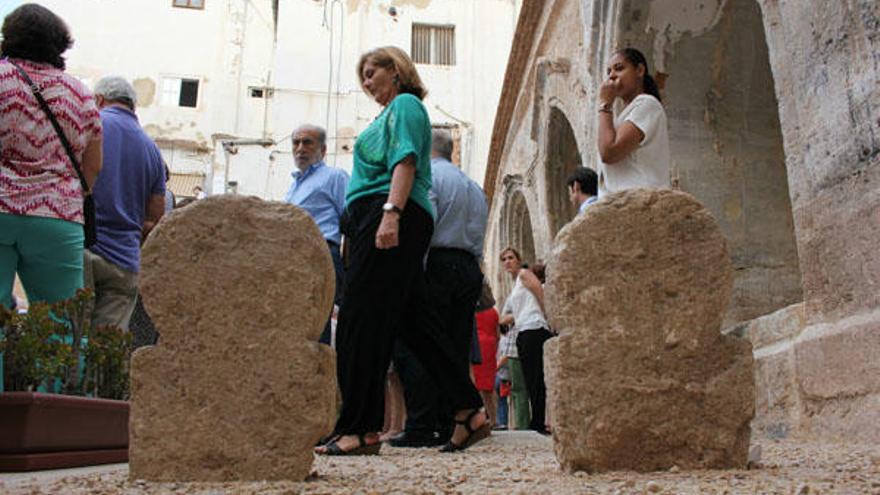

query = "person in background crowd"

[
  {"left": 84, "top": 76, "right": 165, "bottom": 331},
  {"left": 472, "top": 281, "right": 500, "bottom": 427},
  {"left": 596, "top": 47, "right": 670, "bottom": 197},
  {"left": 316, "top": 46, "right": 488, "bottom": 456},
  {"left": 494, "top": 324, "right": 512, "bottom": 430},
  {"left": 191, "top": 185, "right": 206, "bottom": 199},
  {"left": 496, "top": 303, "right": 529, "bottom": 430},
  {"left": 0, "top": 4, "right": 102, "bottom": 310},
  {"left": 390, "top": 128, "right": 488, "bottom": 448},
  {"left": 499, "top": 247, "right": 552, "bottom": 434},
  {"left": 567, "top": 166, "right": 599, "bottom": 214},
  {"left": 283, "top": 124, "right": 349, "bottom": 345}
]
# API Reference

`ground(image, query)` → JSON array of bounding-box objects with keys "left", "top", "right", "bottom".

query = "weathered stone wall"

[
  {"left": 484, "top": 0, "right": 593, "bottom": 304},
  {"left": 657, "top": 0, "right": 802, "bottom": 326},
  {"left": 486, "top": 0, "right": 804, "bottom": 324},
  {"left": 485, "top": 0, "right": 879, "bottom": 442},
  {"left": 756, "top": 0, "right": 880, "bottom": 441}
]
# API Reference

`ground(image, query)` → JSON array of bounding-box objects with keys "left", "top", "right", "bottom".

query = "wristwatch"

[
  {"left": 598, "top": 101, "right": 613, "bottom": 114},
  {"left": 382, "top": 202, "right": 403, "bottom": 215}
]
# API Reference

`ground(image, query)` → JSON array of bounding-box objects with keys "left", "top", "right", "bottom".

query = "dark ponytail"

[{"left": 616, "top": 48, "right": 661, "bottom": 103}]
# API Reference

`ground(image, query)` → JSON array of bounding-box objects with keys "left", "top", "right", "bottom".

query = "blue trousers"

[{"left": 495, "top": 374, "right": 509, "bottom": 427}]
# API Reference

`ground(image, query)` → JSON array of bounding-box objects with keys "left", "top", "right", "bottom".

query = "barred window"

[{"left": 411, "top": 23, "right": 456, "bottom": 66}]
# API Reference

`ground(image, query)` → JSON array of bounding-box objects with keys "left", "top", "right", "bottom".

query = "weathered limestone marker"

[
  {"left": 545, "top": 189, "right": 754, "bottom": 473},
  {"left": 130, "top": 196, "right": 337, "bottom": 481}
]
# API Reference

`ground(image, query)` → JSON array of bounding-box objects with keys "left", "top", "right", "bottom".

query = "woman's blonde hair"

[{"left": 357, "top": 46, "right": 428, "bottom": 100}]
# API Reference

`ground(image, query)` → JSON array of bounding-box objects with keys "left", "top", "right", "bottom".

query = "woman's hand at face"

[
  {"left": 598, "top": 79, "right": 618, "bottom": 105},
  {"left": 375, "top": 213, "right": 400, "bottom": 249}
]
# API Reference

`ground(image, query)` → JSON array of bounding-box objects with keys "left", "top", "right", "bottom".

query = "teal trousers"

[{"left": 0, "top": 213, "right": 84, "bottom": 310}]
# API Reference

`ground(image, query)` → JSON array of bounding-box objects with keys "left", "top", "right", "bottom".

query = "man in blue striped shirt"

[{"left": 284, "top": 125, "right": 349, "bottom": 344}]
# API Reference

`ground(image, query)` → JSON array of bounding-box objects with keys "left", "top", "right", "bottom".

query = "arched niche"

[
  {"left": 666, "top": 0, "right": 802, "bottom": 324},
  {"left": 545, "top": 107, "right": 583, "bottom": 237}
]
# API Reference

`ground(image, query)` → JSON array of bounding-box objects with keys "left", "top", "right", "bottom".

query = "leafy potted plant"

[{"left": 0, "top": 289, "right": 132, "bottom": 472}]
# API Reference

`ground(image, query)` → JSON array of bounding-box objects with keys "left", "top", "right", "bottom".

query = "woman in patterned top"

[
  {"left": 316, "top": 46, "right": 489, "bottom": 456},
  {"left": 0, "top": 4, "right": 103, "bottom": 310}
]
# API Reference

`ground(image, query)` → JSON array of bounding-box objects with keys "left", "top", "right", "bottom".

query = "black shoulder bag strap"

[{"left": 8, "top": 59, "right": 97, "bottom": 247}]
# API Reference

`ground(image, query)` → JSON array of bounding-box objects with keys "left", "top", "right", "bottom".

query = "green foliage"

[
  {"left": 0, "top": 302, "right": 76, "bottom": 393},
  {"left": 81, "top": 325, "right": 132, "bottom": 400},
  {"left": 1, "top": 289, "right": 131, "bottom": 399}
]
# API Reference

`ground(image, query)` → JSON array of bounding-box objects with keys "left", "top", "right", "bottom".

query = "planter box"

[{"left": 0, "top": 392, "right": 129, "bottom": 471}]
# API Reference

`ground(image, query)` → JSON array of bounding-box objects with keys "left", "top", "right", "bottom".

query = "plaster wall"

[
  {"left": 29, "top": 0, "right": 517, "bottom": 196},
  {"left": 40, "top": 0, "right": 277, "bottom": 182},
  {"left": 267, "top": 0, "right": 518, "bottom": 187}
]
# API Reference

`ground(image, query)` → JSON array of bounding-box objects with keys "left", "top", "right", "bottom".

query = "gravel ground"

[{"left": 3, "top": 432, "right": 879, "bottom": 494}]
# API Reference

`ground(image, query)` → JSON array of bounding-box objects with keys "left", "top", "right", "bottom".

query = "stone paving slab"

[{"left": 2, "top": 432, "right": 879, "bottom": 494}]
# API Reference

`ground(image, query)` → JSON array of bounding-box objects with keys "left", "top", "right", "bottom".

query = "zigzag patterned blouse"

[{"left": 0, "top": 58, "right": 102, "bottom": 224}]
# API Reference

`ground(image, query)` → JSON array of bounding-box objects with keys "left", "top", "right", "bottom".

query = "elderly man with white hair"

[
  {"left": 85, "top": 76, "right": 165, "bottom": 330},
  {"left": 284, "top": 124, "right": 350, "bottom": 345}
]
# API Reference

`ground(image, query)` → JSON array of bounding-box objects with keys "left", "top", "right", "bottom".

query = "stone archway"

[
  {"left": 498, "top": 181, "right": 538, "bottom": 299},
  {"left": 503, "top": 189, "right": 537, "bottom": 266},
  {"left": 545, "top": 107, "right": 583, "bottom": 237}
]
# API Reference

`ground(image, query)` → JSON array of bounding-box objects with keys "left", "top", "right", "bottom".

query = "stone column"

[{"left": 759, "top": 0, "right": 880, "bottom": 441}]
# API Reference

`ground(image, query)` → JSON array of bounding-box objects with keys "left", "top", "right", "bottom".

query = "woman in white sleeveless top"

[
  {"left": 596, "top": 48, "right": 671, "bottom": 197},
  {"left": 498, "top": 247, "right": 552, "bottom": 434}
]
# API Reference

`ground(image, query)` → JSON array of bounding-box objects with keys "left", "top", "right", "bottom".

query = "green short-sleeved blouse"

[{"left": 345, "top": 93, "right": 435, "bottom": 219}]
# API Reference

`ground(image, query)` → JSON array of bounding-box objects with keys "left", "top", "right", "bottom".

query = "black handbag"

[{"left": 8, "top": 60, "right": 97, "bottom": 247}]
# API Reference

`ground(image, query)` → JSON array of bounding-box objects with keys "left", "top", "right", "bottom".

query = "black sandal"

[
  {"left": 318, "top": 434, "right": 382, "bottom": 456},
  {"left": 439, "top": 409, "right": 491, "bottom": 453}
]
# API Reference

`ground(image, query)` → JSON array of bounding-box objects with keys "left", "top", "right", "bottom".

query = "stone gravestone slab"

[
  {"left": 545, "top": 189, "right": 754, "bottom": 473},
  {"left": 130, "top": 196, "right": 337, "bottom": 481}
]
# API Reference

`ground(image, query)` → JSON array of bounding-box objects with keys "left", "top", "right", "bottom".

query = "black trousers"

[
  {"left": 318, "top": 240, "right": 344, "bottom": 345},
  {"left": 333, "top": 195, "right": 483, "bottom": 436},
  {"left": 393, "top": 248, "right": 483, "bottom": 434},
  {"left": 516, "top": 328, "right": 554, "bottom": 432}
]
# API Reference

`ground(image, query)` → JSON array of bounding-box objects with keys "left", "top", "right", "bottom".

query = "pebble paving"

[{"left": 2, "top": 432, "right": 879, "bottom": 494}]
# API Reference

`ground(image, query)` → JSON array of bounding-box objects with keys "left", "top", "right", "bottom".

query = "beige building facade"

[{"left": 484, "top": 0, "right": 879, "bottom": 442}]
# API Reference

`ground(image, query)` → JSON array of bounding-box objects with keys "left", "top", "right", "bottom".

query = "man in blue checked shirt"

[{"left": 284, "top": 124, "right": 349, "bottom": 345}]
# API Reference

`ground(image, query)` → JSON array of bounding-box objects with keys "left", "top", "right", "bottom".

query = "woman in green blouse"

[{"left": 316, "top": 46, "right": 489, "bottom": 456}]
